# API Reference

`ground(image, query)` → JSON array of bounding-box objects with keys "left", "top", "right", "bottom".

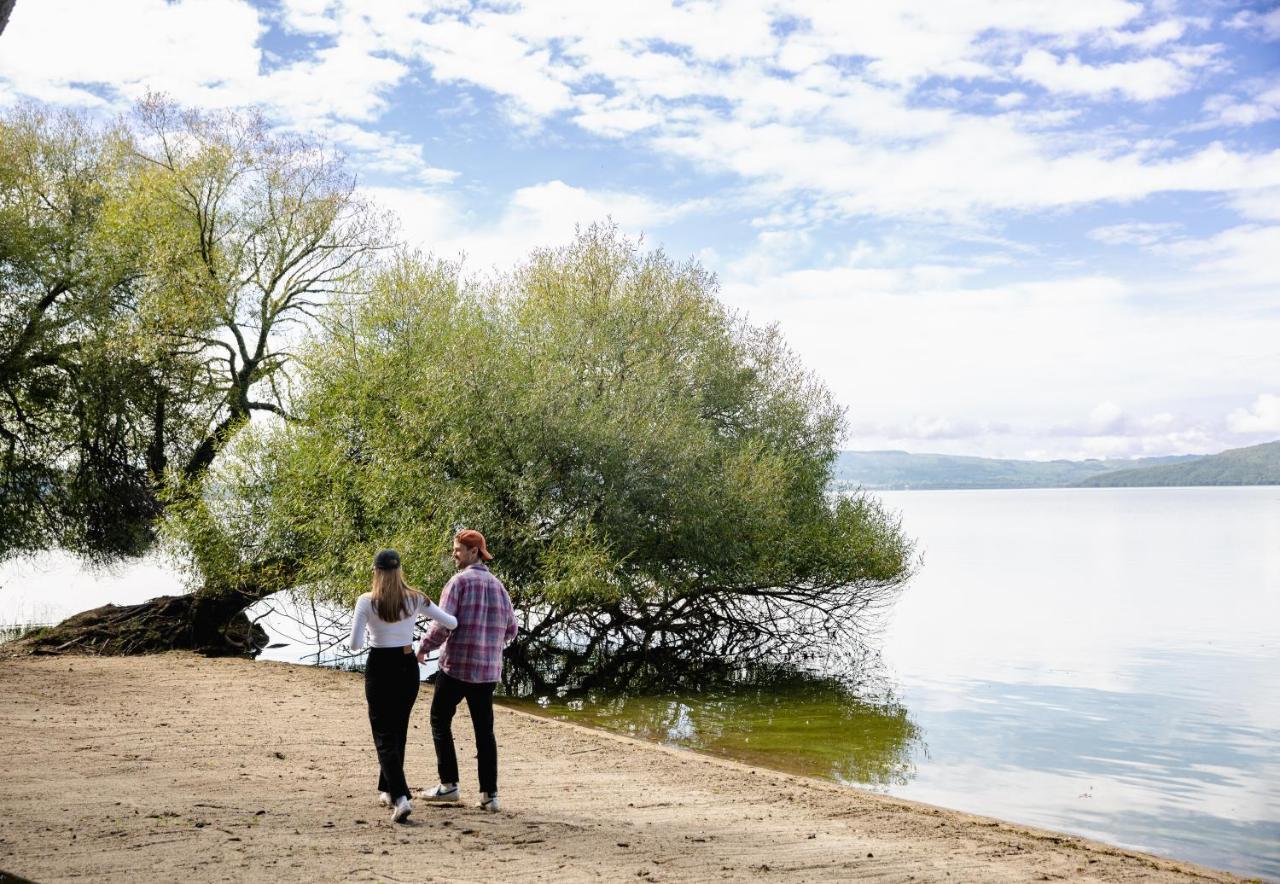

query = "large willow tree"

[
  {"left": 3, "top": 98, "right": 385, "bottom": 651},
  {"left": 176, "top": 226, "right": 913, "bottom": 682}
]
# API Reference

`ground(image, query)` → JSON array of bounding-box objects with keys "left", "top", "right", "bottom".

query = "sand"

[{"left": 0, "top": 652, "right": 1250, "bottom": 883}]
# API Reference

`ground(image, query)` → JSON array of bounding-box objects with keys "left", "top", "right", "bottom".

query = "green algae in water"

[{"left": 501, "top": 674, "right": 925, "bottom": 788}]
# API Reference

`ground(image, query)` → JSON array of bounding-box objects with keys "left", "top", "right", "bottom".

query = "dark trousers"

[
  {"left": 430, "top": 670, "right": 498, "bottom": 795},
  {"left": 364, "top": 647, "right": 420, "bottom": 802}
]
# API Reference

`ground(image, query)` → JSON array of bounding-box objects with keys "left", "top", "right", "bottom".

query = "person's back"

[
  {"left": 426, "top": 561, "right": 516, "bottom": 683},
  {"left": 418, "top": 529, "right": 517, "bottom": 812},
  {"left": 349, "top": 549, "right": 455, "bottom": 824}
]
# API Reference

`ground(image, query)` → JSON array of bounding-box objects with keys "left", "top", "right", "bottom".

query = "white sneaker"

[
  {"left": 378, "top": 791, "right": 393, "bottom": 807},
  {"left": 391, "top": 796, "right": 413, "bottom": 823},
  {"left": 421, "top": 783, "right": 460, "bottom": 802},
  {"left": 479, "top": 792, "right": 500, "bottom": 812}
]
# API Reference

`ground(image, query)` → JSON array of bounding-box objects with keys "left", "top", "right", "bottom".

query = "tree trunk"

[
  {"left": 0, "top": 1, "right": 15, "bottom": 39},
  {"left": 13, "top": 590, "right": 268, "bottom": 657}
]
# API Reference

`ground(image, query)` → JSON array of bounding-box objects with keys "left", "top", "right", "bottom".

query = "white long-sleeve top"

[{"left": 348, "top": 592, "right": 457, "bottom": 651}]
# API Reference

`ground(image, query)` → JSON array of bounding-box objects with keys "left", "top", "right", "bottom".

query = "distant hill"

[
  {"left": 833, "top": 450, "right": 1199, "bottom": 490},
  {"left": 1074, "top": 440, "right": 1280, "bottom": 487}
]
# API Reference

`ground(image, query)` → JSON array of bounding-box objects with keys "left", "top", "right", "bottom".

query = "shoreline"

[{"left": 0, "top": 652, "right": 1252, "bottom": 883}]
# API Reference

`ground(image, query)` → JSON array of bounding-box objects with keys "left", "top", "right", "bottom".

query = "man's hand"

[{"left": 416, "top": 643, "right": 429, "bottom": 664}]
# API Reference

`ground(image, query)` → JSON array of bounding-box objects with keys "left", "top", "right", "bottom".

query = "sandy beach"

[{"left": 0, "top": 652, "right": 1250, "bottom": 883}]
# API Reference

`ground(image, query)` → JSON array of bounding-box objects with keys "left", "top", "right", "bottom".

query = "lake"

[
  {"left": 2, "top": 486, "right": 1277, "bottom": 878},
  {"left": 872, "top": 487, "right": 1279, "bottom": 879},
  {"left": 503, "top": 486, "right": 1280, "bottom": 880}
]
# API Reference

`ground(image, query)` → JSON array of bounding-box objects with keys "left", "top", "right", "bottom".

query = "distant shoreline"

[
  {"left": 835, "top": 441, "right": 1280, "bottom": 490},
  {"left": 838, "top": 481, "right": 1280, "bottom": 492}
]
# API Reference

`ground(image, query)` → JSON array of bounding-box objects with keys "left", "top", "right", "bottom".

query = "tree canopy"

[
  {"left": 0, "top": 98, "right": 385, "bottom": 563},
  {"left": 180, "top": 225, "right": 914, "bottom": 682},
  {"left": 5, "top": 99, "right": 912, "bottom": 675},
  {"left": 0, "top": 105, "right": 154, "bottom": 557}
]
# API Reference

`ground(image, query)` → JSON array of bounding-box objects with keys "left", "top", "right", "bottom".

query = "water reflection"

[
  {"left": 502, "top": 671, "right": 925, "bottom": 789},
  {"left": 891, "top": 646, "right": 1280, "bottom": 880}
]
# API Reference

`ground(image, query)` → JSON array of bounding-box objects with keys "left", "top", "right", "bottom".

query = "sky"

[{"left": 1, "top": 0, "right": 1278, "bottom": 460}]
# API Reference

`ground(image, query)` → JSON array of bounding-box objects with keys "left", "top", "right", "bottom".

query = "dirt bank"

[{"left": 0, "top": 653, "right": 1248, "bottom": 883}]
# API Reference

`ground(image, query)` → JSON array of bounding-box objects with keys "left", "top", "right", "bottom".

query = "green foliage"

[
  {"left": 0, "top": 96, "right": 385, "bottom": 565},
  {"left": 4, "top": 97, "right": 911, "bottom": 671},
  {"left": 189, "top": 226, "right": 914, "bottom": 674},
  {"left": 0, "top": 104, "right": 162, "bottom": 559}
]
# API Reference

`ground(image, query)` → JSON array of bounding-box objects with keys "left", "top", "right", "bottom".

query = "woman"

[{"left": 348, "top": 548, "right": 457, "bottom": 823}]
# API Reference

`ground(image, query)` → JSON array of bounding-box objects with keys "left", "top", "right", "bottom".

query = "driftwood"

[{"left": 10, "top": 593, "right": 267, "bottom": 657}]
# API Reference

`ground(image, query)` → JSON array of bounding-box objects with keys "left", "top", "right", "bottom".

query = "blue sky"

[{"left": 2, "top": 0, "right": 1278, "bottom": 459}]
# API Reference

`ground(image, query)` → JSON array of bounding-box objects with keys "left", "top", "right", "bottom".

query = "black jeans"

[
  {"left": 430, "top": 670, "right": 498, "bottom": 795},
  {"left": 364, "top": 647, "right": 420, "bottom": 802}
]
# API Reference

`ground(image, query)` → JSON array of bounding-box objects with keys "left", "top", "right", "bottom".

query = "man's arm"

[{"left": 502, "top": 587, "right": 518, "bottom": 646}]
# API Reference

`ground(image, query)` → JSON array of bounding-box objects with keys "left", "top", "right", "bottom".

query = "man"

[{"left": 417, "top": 528, "right": 518, "bottom": 812}]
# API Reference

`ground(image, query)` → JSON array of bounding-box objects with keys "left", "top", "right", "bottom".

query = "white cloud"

[
  {"left": 253, "top": 35, "right": 408, "bottom": 124},
  {"left": 0, "top": 0, "right": 471, "bottom": 189},
  {"left": 1040, "top": 407, "right": 1215, "bottom": 456},
  {"left": 1087, "top": 401, "right": 1128, "bottom": 435},
  {"left": 1201, "top": 79, "right": 1280, "bottom": 128},
  {"left": 359, "top": 186, "right": 460, "bottom": 248},
  {"left": 0, "top": 0, "right": 265, "bottom": 108},
  {"left": 3, "top": 0, "right": 1274, "bottom": 461},
  {"left": 1229, "top": 187, "right": 1280, "bottom": 222},
  {"left": 1159, "top": 225, "right": 1280, "bottom": 289},
  {"left": 366, "top": 180, "right": 703, "bottom": 270},
  {"left": 776, "top": 0, "right": 1144, "bottom": 84},
  {"left": 717, "top": 237, "right": 1280, "bottom": 458},
  {"left": 1088, "top": 222, "right": 1180, "bottom": 246},
  {"left": 257, "top": 1, "right": 1264, "bottom": 226},
  {"left": 848, "top": 416, "right": 1012, "bottom": 442},
  {"left": 275, "top": 0, "right": 342, "bottom": 35},
  {"left": 1014, "top": 49, "right": 1198, "bottom": 101},
  {"left": 1103, "top": 18, "right": 1188, "bottom": 49},
  {"left": 1225, "top": 8, "right": 1280, "bottom": 41},
  {"left": 722, "top": 228, "right": 816, "bottom": 280},
  {"left": 1085, "top": 220, "right": 1280, "bottom": 294},
  {"left": 400, "top": 15, "right": 577, "bottom": 124},
  {"left": 324, "top": 123, "right": 457, "bottom": 185},
  {"left": 505, "top": 180, "right": 695, "bottom": 230},
  {"left": 1227, "top": 395, "right": 1280, "bottom": 434},
  {"left": 572, "top": 94, "right": 663, "bottom": 137},
  {"left": 656, "top": 109, "right": 1280, "bottom": 221},
  {"left": 2, "top": 0, "right": 1270, "bottom": 228}
]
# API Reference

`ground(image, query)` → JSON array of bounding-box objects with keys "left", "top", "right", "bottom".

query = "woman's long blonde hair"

[{"left": 371, "top": 566, "right": 424, "bottom": 622}]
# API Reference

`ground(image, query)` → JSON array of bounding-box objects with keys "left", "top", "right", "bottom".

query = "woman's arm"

[
  {"left": 423, "top": 598, "right": 457, "bottom": 631},
  {"left": 348, "top": 597, "right": 368, "bottom": 651}
]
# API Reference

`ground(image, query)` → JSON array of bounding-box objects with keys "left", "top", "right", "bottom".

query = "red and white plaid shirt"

[{"left": 420, "top": 562, "right": 518, "bottom": 684}]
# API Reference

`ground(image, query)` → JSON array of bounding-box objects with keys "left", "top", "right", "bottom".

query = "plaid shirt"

[{"left": 420, "top": 563, "right": 518, "bottom": 684}]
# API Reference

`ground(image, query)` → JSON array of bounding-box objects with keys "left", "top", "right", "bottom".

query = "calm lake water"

[
  {"left": 2, "top": 487, "right": 1277, "bottom": 878},
  {"left": 504, "top": 487, "right": 1280, "bottom": 880},
  {"left": 877, "top": 487, "right": 1278, "bottom": 881}
]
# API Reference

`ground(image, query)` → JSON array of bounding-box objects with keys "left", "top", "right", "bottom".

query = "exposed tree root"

[{"left": 9, "top": 592, "right": 267, "bottom": 657}]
